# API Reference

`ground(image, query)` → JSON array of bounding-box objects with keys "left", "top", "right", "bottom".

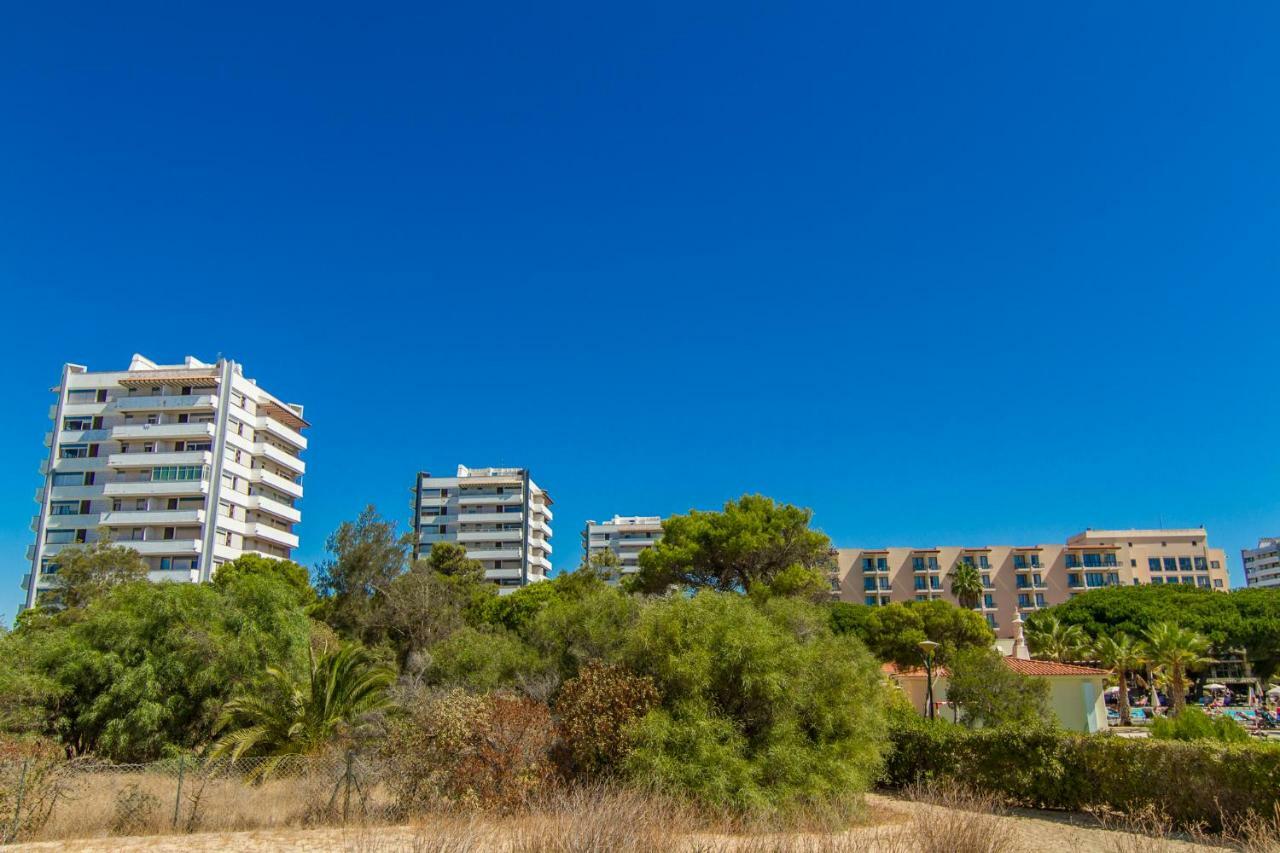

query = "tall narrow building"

[
  {"left": 25, "top": 354, "right": 307, "bottom": 608},
  {"left": 584, "top": 515, "right": 663, "bottom": 577},
  {"left": 1242, "top": 538, "right": 1280, "bottom": 589},
  {"left": 412, "top": 466, "right": 553, "bottom": 592}
]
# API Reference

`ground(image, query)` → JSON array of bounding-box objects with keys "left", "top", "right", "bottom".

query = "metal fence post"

[
  {"left": 342, "top": 751, "right": 353, "bottom": 824},
  {"left": 172, "top": 755, "right": 185, "bottom": 829},
  {"left": 8, "top": 759, "right": 29, "bottom": 843}
]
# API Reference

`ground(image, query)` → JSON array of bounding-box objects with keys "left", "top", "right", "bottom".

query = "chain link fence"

[{"left": 0, "top": 752, "right": 400, "bottom": 844}]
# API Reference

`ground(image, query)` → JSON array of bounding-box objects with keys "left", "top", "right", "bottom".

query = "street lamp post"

[{"left": 918, "top": 640, "right": 940, "bottom": 721}]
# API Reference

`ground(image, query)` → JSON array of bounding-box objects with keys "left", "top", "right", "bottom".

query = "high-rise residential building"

[
  {"left": 25, "top": 354, "right": 308, "bottom": 608},
  {"left": 412, "top": 466, "right": 553, "bottom": 592},
  {"left": 584, "top": 515, "right": 664, "bottom": 577},
  {"left": 1241, "top": 538, "right": 1280, "bottom": 589},
  {"left": 832, "top": 528, "right": 1229, "bottom": 638}
]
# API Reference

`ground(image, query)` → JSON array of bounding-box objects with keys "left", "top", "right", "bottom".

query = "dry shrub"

[
  {"left": 0, "top": 745, "right": 84, "bottom": 843},
  {"left": 1226, "top": 802, "right": 1280, "bottom": 853},
  {"left": 110, "top": 781, "right": 160, "bottom": 835},
  {"left": 551, "top": 662, "right": 658, "bottom": 781},
  {"left": 382, "top": 689, "right": 555, "bottom": 814},
  {"left": 511, "top": 784, "right": 691, "bottom": 852},
  {"left": 902, "top": 781, "right": 1013, "bottom": 853}
]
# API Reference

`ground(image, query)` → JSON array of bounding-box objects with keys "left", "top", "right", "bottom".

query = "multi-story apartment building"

[
  {"left": 25, "top": 354, "right": 307, "bottom": 608},
  {"left": 1241, "top": 538, "right": 1280, "bottom": 589},
  {"left": 833, "top": 528, "right": 1229, "bottom": 638},
  {"left": 412, "top": 466, "right": 553, "bottom": 592},
  {"left": 584, "top": 515, "right": 664, "bottom": 577}
]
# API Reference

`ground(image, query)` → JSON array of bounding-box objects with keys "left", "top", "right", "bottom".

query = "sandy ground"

[{"left": 9, "top": 793, "right": 1228, "bottom": 852}]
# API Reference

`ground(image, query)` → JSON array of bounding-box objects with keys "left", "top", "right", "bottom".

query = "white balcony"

[
  {"left": 617, "top": 537, "right": 658, "bottom": 548},
  {"left": 45, "top": 484, "right": 101, "bottom": 501},
  {"left": 246, "top": 523, "right": 299, "bottom": 549},
  {"left": 47, "top": 429, "right": 110, "bottom": 446},
  {"left": 43, "top": 513, "right": 101, "bottom": 530},
  {"left": 256, "top": 417, "right": 307, "bottom": 451},
  {"left": 529, "top": 554, "right": 552, "bottom": 572},
  {"left": 252, "top": 468, "right": 303, "bottom": 498},
  {"left": 458, "top": 493, "right": 523, "bottom": 507},
  {"left": 458, "top": 529, "right": 522, "bottom": 543},
  {"left": 465, "top": 547, "right": 523, "bottom": 561},
  {"left": 528, "top": 519, "right": 552, "bottom": 537},
  {"left": 147, "top": 568, "right": 199, "bottom": 584},
  {"left": 108, "top": 394, "right": 217, "bottom": 413},
  {"left": 531, "top": 503, "right": 553, "bottom": 521},
  {"left": 454, "top": 511, "right": 522, "bottom": 524},
  {"left": 112, "top": 539, "right": 202, "bottom": 556},
  {"left": 484, "top": 568, "right": 525, "bottom": 581},
  {"left": 108, "top": 450, "right": 211, "bottom": 469},
  {"left": 247, "top": 495, "right": 302, "bottom": 523},
  {"left": 529, "top": 537, "right": 553, "bottom": 555},
  {"left": 101, "top": 509, "right": 206, "bottom": 527},
  {"left": 104, "top": 480, "right": 207, "bottom": 498},
  {"left": 111, "top": 422, "right": 215, "bottom": 441},
  {"left": 254, "top": 443, "right": 305, "bottom": 474},
  {"left": 44, "top": 457, "right": 108, "bottom": 474}
]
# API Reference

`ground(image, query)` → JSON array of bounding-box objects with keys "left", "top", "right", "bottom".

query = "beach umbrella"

[
  {"left": 1104, "top": 686, "right": 1120, "bottom": 694},
  {"left": 1203, "top": 683, "right": 1228, "bottom": 691},
  {"left": 1267, "top": 685, "right": 1280, "bottom": 696}
]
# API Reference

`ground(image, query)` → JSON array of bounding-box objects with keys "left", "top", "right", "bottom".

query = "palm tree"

[
  {"left": 1093, "top": 633, "right": 1146, "bottom": 726},
  {"left": 949, "top": 562, "right": 984, "bottom": 611},
  {"left": 1026, "top": 616, "right": 1088, "bottom": 662},
  {"left": 1144, "top": 622, "right": 1211, "bottom": 716},
  {"left": 211, "top": 644, "right": 395, "bottom": 777}
]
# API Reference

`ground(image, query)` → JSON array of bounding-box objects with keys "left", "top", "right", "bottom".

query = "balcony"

[
  {"left": 247, "top": 494, "right": 302, "bottom": 523},
  {"left": 251, "top": 468, "right": 303, "bottom": 498},
  {"left": 254, "top": 442, "right": 306, "bottom": 475},
  {"left": 46, "top": 429, "right": 111, "bottom": 446},
  {"left": 458, "top": 529, "right": 522, "bottom": 543},
  {"left": 101, "top": 509, "right": 206, "bottom": 527},
  {"left": 616, "top": 537, "right": 657, "bottom": 548},
  {"left": 449, "top": 511, "right": 516, "bottom": 524},
  {"left": 246, "top": 523, "right": 299, "bottom": 549},
  {"left": 108, "top": 394, "right": 217, "bottom": 413},
  {"left": 104, "top": 480, "right": 207, "bottom": 497},
  {"left": 108, "top": 450, "right": 211, "bottom": 469},
  {"left": 112, "top": 539, "right": 202, "bottom": 556},
  {"left": 147, "top": 568, "right": 199, "bottom": 584},
  {"left": 465, "top": 547, "right": 523, "bottom": 561},
  {"left": 45, "top": 484, "right": 102, "bottom": 501},
  {"left": 532, "top": 503, "right": 553, "bottom": 521},
  {"left": 458, "top": 493, "right": 523, "bottom": 507},
  {"left": 111, "top": 422, "right": 215, "bottom": 441},
  {"left": 42, "top": 513, "right": 100, "bottom": 530},
  {"left": 256, "top": 416, "right": 308, "bottom": 451},
  {"left": 529, "top": 553, "right": 552, "bottom": 572},
  {"left": 529, "top": 537, "right": 553, "bottom": 555}
]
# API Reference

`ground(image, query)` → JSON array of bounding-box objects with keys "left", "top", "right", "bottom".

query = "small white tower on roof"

[{"left": 1012, "top": 613, "right": 1031, "bottom": 660}]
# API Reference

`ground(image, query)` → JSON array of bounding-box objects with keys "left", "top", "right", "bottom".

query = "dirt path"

[{"left": 9, "top": 794, "right": 1227, "bottom": 851}]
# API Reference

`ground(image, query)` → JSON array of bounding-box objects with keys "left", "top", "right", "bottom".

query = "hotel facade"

[
  {"left": 833, "top": 528, "right": 1229, "bottom": 638},
  {"left": 584, "top": 515, "right": 664, "bottom": 577},
  {"left": 25, "top": 354, "right": 307, "bottom": 608},
  {"left": 412, "top": 466, "right": 553, "bottom": 591},
  {"left": 1241, "top": 538, "right": 1280, "bottom": 589}
]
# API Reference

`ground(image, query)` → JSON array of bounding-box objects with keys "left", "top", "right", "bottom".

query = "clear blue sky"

[{"left": 3, "top": 2, "right": 1279, "bottom": 618}]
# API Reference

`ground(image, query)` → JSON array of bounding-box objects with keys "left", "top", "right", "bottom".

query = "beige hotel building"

[{"left": 833, "top": 528, "right": 1229, "bottom": 638}]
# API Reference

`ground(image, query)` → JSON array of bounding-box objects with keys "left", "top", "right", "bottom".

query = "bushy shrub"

[
  {"left": 619, "top": 591, "right": 887, "bottom": 814},
  {"left": 552, "top": 661, "right": 658, "bottom": 780},
  {"left": 422, "top": 627, "right": 547, "bottom": 691},
  {"left": 1150, "top": 707, "right": 1250, "bottom": 744},
  {"left": 381, "top": 689, "right": 554, "bottom": 813},
  {"left": 884, "top": 713, "right": 1280, "bottom": 830}
]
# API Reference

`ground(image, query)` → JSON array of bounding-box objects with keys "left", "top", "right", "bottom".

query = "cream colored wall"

[{"left": 893, "top": 673, "right": 1107, "bottom": 732}]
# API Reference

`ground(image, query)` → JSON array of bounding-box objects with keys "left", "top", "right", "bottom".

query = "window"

[
  {"left": 45, "top": 529, "right": 79, "bottom": 544},
  {"left": 1013, "top": 554, "right": 1027, "bottom": 569},
  {"left": 978, "top": 555, "right": 989, "bottom": 569},
  {"left": 865, "top": 596, "right": 877, "bottom": 607},
  {"left": 863, "top": 577, "right": 876, "bottom": 591},
  {"left": 52, "top": 472, "right": 85, "bottom": 486},
  {"left": 1066, "top": 554, "right": 1081, "bottom": 568},
  {"left": 63, "top": 417, "right": 96, "bottom": 431},
  {"left": 152, "top": 465, "right": 204, "bottom": 481},
  {"left": 1213, "top": 578, "right": 1223, "bottom": 588},
  {"left": 1035, "top": 593, "right": 1047, "bottom": 607},
  {"left": 1211, "top": 560, "right": 1221, "bottom": 569},
  {"left": 67, "top": 389, "right": 98, "bottom": 403},
  {"left": 1178, "top": 557, "right": 1192, "bottom": 571},
  {"left": 985, "top": 614, "right": 997, "bottom": 629},
  {"left": 878, "top": 577, "right": 890, "bottom": 590},
  {"left": 159, "top": 558, "right": 172, "bottom": 570},
  {"left": 1068, "top": 573, "right": 1082, "bottom": 587},
  {"left": 1030, "top": 554, "right": 1042, "bottom": 568},
  {"left": 876, "top": 557, "right": 888, "bottom": 571},
  {"left": 1032, "top": 573, "right": 1043, "bottom": 587},
  {"left": 862, "top": 557, "right": 874, "bottom": 571},
  {"left": 983, "top": 594, "right": 995, "bottom": 608},
  {"left": 927, "top": 556, "right": 939, "bottom": 570},
  {"left": 1148, "top": 557, "right": 1161, "bottom": 572},
  {"left": 915, "top": 594, "right": 928, "bottom": 602},
  {"left": 1151, "top": 577, "right": 1162, "bottom": 584},
  {"left": 1102, "top": 554, "right": 1117, "bottom": 567},
  {"left": 912, "top": 557, "right": 925, "bottom": 571},
  {"left": 1016, "top": 575, "right": 1030, "bottom": 588},
  {"left": 982, "top": 573, "right": 993, "bottom": 589},
  {"left": 1197, "top": 577, "right": 1210, "bottom": 588},
  {"left": 1085, "top": 572, "right": 1106, "bottom": 587},
  {"left": 1194, "top": 557, "right": 1207, "bottom": 571},
  {"left": 1182, "top": 575, "right": 1195, "bottom": 585},
  {"left": 1083, "top": 553, "right": 1102, "bottom": 568},
  {"left": 914, "top": 576, "right": 926, "bottom": 590},
  {"left": 929, "top": 576, "right": 942, "bottom": 590},
  {"left": 1163, "top": 557, "right": 1176, "bottom": 571},
  {"left": 50, "top": 501, "right": 79, "bottom": 516},
  {"left": 60, "top": 444, "right": 89, "bottom": 459},
  {"left": 1018, "top": 593, "right": 1032, "bottom": 608}
]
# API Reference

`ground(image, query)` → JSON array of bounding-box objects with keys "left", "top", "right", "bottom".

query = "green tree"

[
  {"left": 1092, "top": 633, "right": 1146, "bottom": 726},
  {"left": 378, "top": 543, "right": 495, "bottom": 666},
  {"left": 1026, "top": 616, "right": 1088, "bottom": 662},
  {"left": 212, "top": 553, "right": 316, "bottom": 608},
  {"left": 211, "top": 644, "right": 394, "bottom": 777},
  {"left": 1144, "top": 622, "right": 1211, "bottom": 716},
  {"left": 584, "top": 548, "right": 622, "bottom": 583},
  {"left": 619, "top": 591, "right": 887, "bottom": 812},
  {"left": 315, "top": 506, "right": 407, "bottom": 642},
  {"left": 949, "top": 562, "right": 984, "bottom": 611},
  {"left": 833, "top": 600, "right": 994, "bottom": 669},
  {"left": 945, "top": 647, "right": 1050, "bottom": 728},
  {"left": 41, "top": 538, "right": 148, "bottom": 610},
  {"left": 626, "top": 495, "right": 833, "bottom": 595}
]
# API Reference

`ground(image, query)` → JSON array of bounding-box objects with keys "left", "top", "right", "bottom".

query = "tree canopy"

[{"left": 830, "top": 599, "right": 994, "bottom": 669}]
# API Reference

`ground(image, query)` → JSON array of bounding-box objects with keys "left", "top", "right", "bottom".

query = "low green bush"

[
  {"left": 1150, "top": 707, "right": 1250, "bottom": 744},
  {"left": 883, "top": 710, "right": 1280, "bottom": 830}
]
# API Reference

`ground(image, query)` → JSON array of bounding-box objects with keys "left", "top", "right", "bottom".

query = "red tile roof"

[{"left": 883, "top": 657, "right": 1107, "bottom": 679}]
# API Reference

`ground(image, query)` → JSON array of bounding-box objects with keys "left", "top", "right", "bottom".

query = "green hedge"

[{"left": 883, "top": 709, "right": 1280, "bottom": 829}]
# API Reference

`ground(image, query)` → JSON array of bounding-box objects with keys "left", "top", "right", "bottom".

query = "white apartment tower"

[
  {"left": 584, "top": 515, "right": 664, "bottom": 577},
  {"left": 413, "top": 466, "right": 553, "bottom": 591},
  {"left": 24, "top": 354, "right": 307, "bottom": 608},
  {"left": 1242, "top": 538, "right": 1280, "bottom": 589}
]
